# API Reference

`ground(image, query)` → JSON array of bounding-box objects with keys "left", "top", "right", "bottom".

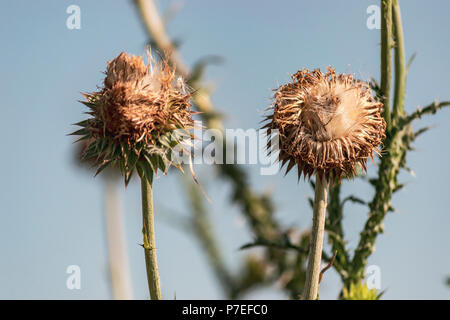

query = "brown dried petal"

[
  {"left": 88, "top": 51, "right": 193, "bottom": 145},
  {"left": 265, "top": 67, "right": 386, "bottom": 181}
]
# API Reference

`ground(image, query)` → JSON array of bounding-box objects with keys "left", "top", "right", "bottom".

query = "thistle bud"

[{"left": 71, "top": 51, "right": 194, "bottom": 186}]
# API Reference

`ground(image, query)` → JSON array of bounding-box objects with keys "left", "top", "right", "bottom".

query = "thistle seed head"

[
  {"left": 264, "top": 67, "right": 386, "bottom": 181},
  {"left": 71, "top": 51, "right": 194, "bottom": 186}
]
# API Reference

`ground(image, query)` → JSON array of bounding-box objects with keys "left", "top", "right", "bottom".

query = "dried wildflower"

[
  {"left": 71, "top": 51, "right": 194, "bottom": 186},
  {"left": 264, "top": 67, "right": 386, "bottom": 181},
  {"left": 71, "top": 51, "right": 197, "bottom": 300},
  {"left": 263, "top": 67, "right": 386, "bottom": 300}
]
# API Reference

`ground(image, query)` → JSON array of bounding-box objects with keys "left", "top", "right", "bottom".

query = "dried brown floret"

[
  {"left": 264, "top": 67, "right": 386, "bottom": 181},
  {"left": 71, "top": 51, "right": 194, "bottom": 185}
]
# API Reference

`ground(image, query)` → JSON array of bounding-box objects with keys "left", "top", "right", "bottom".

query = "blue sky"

[{"left": 0, "top": 0, "right": 449, "bottom": 299}]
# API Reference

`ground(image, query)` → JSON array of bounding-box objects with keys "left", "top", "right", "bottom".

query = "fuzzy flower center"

[
  {"left": 264, "top": 67, "right": 386, "bottom": 180},
  {"left": 302, "top": 80, "right": 364, "bottom": 142},
  {"left": 96, "top": 52, "right": 192, "bottom": 144}
]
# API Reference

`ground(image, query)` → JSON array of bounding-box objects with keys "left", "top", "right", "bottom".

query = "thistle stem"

[
  {"left": 392, "top": 0, "right": 406, "bottom": 122},
  {"left": 380, "top": 0, "right": 393, "bottom": 130},
  {"left": 134, "top": 0, "right": 189, "bottom": 77},
  {"left": 140, "top": 178, "right": 162, "bottom": 300},
  {"left": 302, "top": 174, "right": 328, "bottom": 300}
]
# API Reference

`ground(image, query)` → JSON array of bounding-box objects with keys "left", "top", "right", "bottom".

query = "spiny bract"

[
  {"left": 71, "top": 51, "right": 195, "bottom": 186},
  {"left": 264, "top": 67, "right": 386, "bottom": 181}
]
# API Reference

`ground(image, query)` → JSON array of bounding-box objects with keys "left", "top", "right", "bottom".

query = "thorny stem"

[
  {"left": 349, "top": 135, "right": 400, "bottom": 284},
  {"left": 141, "top": 178, "right": 162, "bottom": 300},
  {"left": 302, "top": 174, "right": 328, "bottom": 300},
  {"left": 347, "top": 0, "right": 406, "bottom": 287},
  {"left": 326, "top": 182, "right": 349, "bottom": 279},
  {"left": 135, "top": 0, "right": 286, "bottom": 297},
  {"left": 182, "top": 176, "right": 237, "bottom": 298},
  {"left": 392, "top": 0, "right": 406, "bottom": 123},
  {"left": 397, "top": 101, "right": 450, "bottom": 132},
  {"left": 347, "top": 0, "right": 450, "bottom": 290},
  {"left": 380, "top": 0, "right": 393, "bottom": 130}
]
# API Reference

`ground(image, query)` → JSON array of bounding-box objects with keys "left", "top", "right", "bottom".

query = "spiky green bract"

[{"left": 70, "top": 52, "right": 194, "bottom": 186}]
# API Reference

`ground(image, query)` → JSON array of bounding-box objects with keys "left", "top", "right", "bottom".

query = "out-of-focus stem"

[
  {"left": 104, "top": 176, "right": 133, "bottom": 299},
  {"left": 134, "top": 0, "right": 222, "bottom": 130},
  {"left": 392, "top": 0, "right": 406, "bottom": 121},
  {"left": 134, "top": 0, "right": 281, "bottom": 297},
  {"left": 134, "top": 0, "right": 189, "bottom": 77},
  {"left": 182, "top": 175, "right": 238, "bottom": 297},
  {"left": 302, "top": 174, "right": 328, "bottom": 300},
  {"left": 380, "top": 0, "right": 393, "bottom": 130},
  {"left": 141, "top": 178, "right": 162, "bottom": 300}
]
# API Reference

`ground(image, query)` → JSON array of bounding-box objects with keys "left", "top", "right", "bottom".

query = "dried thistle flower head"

[
  {"left": 71, "top": 51, "right": 194, "bottom": 186},
  {"left": 264, "top": 67, "right": 386, "bottom": 181}
]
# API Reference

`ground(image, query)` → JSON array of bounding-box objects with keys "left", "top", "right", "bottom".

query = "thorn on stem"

[{"left": 319, "top": 250, "right": 337, "bottom": 284}]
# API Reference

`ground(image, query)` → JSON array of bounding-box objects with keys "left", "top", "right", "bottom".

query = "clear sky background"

[{"left": 0, "top": 0, "right": 449, "bottom": 299}]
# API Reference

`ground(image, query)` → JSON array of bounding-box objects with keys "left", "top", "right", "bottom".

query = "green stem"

[
  {"left": 326, "top": 182, "right": 349, "bottom": 279},
  {"left": 302, "top": 174, "right": 328, "bottom": 300},
  {"left": 141, "top": 178, "right": 162, "bottom": 300},
  {"left": 392, "top": 0, "right": 406, "bottom": 122},
  {"left": 182, "top": 176, "right": 237, "bottom": 298},
  {"left": 380, "top": 0, "right": 393, "bottom": 130},
  {"left": 348, "top": 132, "right": 401, "bottom": 286}
]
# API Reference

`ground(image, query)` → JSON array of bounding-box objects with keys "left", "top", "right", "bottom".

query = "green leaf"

[
  {"left": 110, "top": 143, "right": 122, "bottom": 158},
  {"left": 83, "top": 142, "right": 98, "bottom": 160},
  {"left": 157, "top": 155, "right": 166, "bottom": 173},
  {"left": 94, "top": 139, "right": 108, "bottom": 161},
  {"left": 308, "top": 197, "right": 314, "bottom": 209},
  {"left": 188, "top": 55, "right": 224, "bottom": 86},
  {"left": 94, "top": 160, "right": 112, "bottom": 177},
  {"left": 74, "top": 134, "right": 90, "bottom": 143},
  {"left": 406, "top": 52, "right": 416, "bottom": 75},
  {"left": 120, "top": 142, "right": 128, "bottom": 163},
  {"left": 118, "top": 158, "right": 126, "bottom": 175},
  {"left": 72, "top": 119, "right": 91, "bottom": 127},
  {"left": 127, "top": 148, "right": 140, "bottom": 172},
  {"left": 80, "top": 100, "right": 97, "bottom": 110},
  {"left": 146, "top": 154, "right": 159, "bottom": 172},
  {"left": 413, "top": 126, "right": 430, "bottom": 139},
  {"left": 140, "top": 159, "right": 154, "bottom": 185},
  {"left": 342, "top": 195, "right": 366, "bottom": 206},
  {"left": 136, "top": 162, "right": 145, "bottom": 179},
  {"left": 124, "top": 168, "right": 134, "bottom": 187},
  {"left": 69, "top": 128, "right": 90, "bottom": 136}
]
